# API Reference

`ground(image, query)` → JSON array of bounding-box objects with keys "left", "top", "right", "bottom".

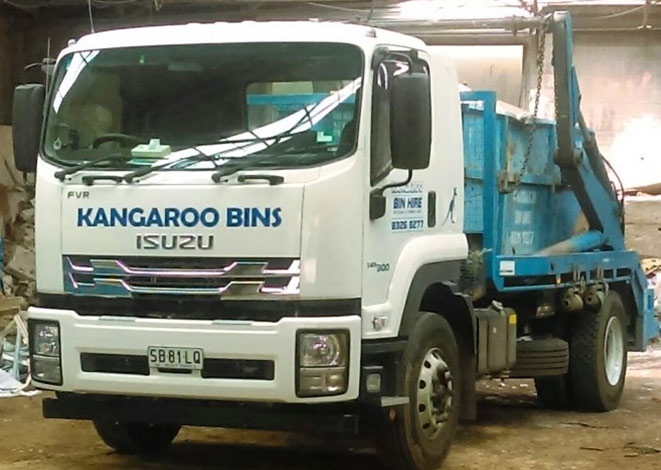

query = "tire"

[
  {"left": 569, "top": 291, "right": 627, "bottom": 411},
  {"left": 511, "top": 338, "right": 569, "bottom": 378},
  {"left": 93, "top": 420, "right": 181, "bottom": 454},
  {"left": 377, "top": 313, "right": 461, "bottom": 470},
  {"left": 534, "top": 376, "right": 572, "bottom": 410}
]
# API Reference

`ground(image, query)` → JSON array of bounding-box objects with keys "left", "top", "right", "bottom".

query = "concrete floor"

[{"left": 0, "top": 344, "right": 659, "bottom": 470}]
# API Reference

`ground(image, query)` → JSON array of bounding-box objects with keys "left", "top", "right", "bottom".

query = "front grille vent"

[{"left": 63, "top": 256, "right": 300, "bottom": 299}]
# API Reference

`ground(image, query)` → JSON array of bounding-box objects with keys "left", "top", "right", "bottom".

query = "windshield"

[{"left": 43, "top": 42, "right": 363, "bottom": 170}]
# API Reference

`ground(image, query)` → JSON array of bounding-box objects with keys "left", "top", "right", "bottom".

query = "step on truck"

[{"left": 13, "top": 11, "right": 659, "bottom": 470}]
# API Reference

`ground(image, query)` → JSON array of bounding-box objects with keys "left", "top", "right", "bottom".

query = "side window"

[{"left": 370, "top": 62, "right": 393, "bottom": 185}]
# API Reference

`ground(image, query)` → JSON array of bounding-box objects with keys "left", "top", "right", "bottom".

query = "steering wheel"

[{"left": 92, "top": 133, "right": 143, "bottom": 149}]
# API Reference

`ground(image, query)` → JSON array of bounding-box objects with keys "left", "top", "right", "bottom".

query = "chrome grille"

[{"left": 63, "top": 256, "right": 300, "bottom": 299}]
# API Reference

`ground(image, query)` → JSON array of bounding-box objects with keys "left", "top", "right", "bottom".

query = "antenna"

[{"left": 88, "top": 0, "right": 95, "bottom": 33}]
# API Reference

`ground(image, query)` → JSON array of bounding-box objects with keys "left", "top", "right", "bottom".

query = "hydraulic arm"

[{"left": 549, "top": 11, "right": 654, "bottom": 340}]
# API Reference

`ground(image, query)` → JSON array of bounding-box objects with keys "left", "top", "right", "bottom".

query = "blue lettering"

[
  {"left": 109, "top": 208, "right": 127, "bottom": 227},
  {"left": 272, "top": 208, "right": 282, "bottom": 227},
  {"left": 78, "top": 208, "right": 93, "bottom": 226},
  {"left": 93, "top": 209, "right": 109, "bottom": 227},
  {"left": 129, "top": 208, "right": 145, "bottom": 227},
  {"left": 163, "top": 208, "right": 180, "bottom": 227},
  {"left": 227, "top": 208, "right": 243, "bottom": 227},
  {"left": 200, "top": 208, "right": 220, "bottom": 227},
  {"left": 146, "top": 208, "right": 164, "bottom": 227},
  {"left": 407, "top": 197, "right": 423, "bottom": 209},
  {"left": 393, "top": 197, "right": 406, "bottom": 209},
  {"left": 181, "top": 208, "right": 199, "bottom": 227},
  {"left": 252, "top": 208, "right": 270, "bottom": 227},
  {"left": 75, "top": 206, "right": 265, "bottom": 228}
]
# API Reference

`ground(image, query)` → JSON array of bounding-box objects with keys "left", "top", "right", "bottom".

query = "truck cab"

[{"left": 13, "top": 15, "right": 656, "bottom": 470}]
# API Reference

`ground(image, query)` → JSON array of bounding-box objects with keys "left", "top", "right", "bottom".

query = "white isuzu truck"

[{"left": 12, "top": 13, "right": 658, "bottom": 470}]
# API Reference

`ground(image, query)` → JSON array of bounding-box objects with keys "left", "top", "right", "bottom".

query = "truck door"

[{"left": 361, "top": 50, "right": 467, "bottom": 338}]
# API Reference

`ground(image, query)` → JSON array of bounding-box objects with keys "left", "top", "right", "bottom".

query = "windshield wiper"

[
  {"left": 211, "top": 152, "right": 289, "bottom": 182},
  {"left": 210, "top": 148, "right": 334, "bottom": 182},
  {"left": 54, "top": 152, "right": 131, "bottom": 181}
]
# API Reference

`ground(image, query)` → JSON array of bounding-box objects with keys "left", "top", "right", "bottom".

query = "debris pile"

[
  {"left": 0, "top": 313, "right": 30, "bottom": 391},
  {"left": 0, "top": 186, "right": 35, "bottom": 330},
  {"left": 0, "top": 184, "right": 34, "bottom": 392}
]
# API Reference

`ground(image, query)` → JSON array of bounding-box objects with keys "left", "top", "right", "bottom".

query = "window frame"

[{"left": 39, "top": 43, "right": 367, "bottom": 171}]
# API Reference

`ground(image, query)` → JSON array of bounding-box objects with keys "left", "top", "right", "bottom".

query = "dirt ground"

[{"left": 0, "top": 344, "right": 660, "bottom": 470}]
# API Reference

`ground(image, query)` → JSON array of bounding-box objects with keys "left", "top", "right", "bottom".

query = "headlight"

[
  {"left": 29, "top": 321, "right": 62, "bottom": 385},
  {"left": 32, "top": 323, "right": 60, "bottom": 357},
  {"left": 297, "top": 331, "right": 349, "bottom": 397},
  {"left": 299, "top": 333, "right": 347, "bottom": 368}
]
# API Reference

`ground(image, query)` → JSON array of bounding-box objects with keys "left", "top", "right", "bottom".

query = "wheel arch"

[{"left": 398, "top": 262, "right": 476, "bottom": 355}]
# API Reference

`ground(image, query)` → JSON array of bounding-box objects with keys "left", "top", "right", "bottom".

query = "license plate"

[{"left": 148, "top": 346, "right": 204, "bottom": 370}]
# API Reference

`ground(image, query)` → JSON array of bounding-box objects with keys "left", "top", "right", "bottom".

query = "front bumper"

[
  {"left": 44, "top": 393, "right": 370, "bottom": 437},
  {"left": 28, "top": 306, "right": 362, "bottom": 403}
]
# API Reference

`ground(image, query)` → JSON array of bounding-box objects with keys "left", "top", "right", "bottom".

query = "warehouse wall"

[
  {"left": 528, "top": 29, "right": 661, "bottom": 190},
  {"left": 0, "top": 11, "right": 27, "bottom": 125},
  {"left": 0, "top": 13, "right": 11, "bottom": 125},
  {"left": 575, "top": 31, "right": 661, "bottom": 190}
]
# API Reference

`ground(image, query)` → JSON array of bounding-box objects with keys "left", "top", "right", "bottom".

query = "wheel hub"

[
  {"left": 416, "top": 348, "right": 453, "bottom": 440},
  {"left": 604, "top": 316, "right": 624, "bottom": 386}
]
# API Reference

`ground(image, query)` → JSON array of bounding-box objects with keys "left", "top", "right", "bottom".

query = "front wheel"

[
  {"left": 377, "top": 312, "right": 461, "bottom": 470},
  {"left": 93, "top": 420, "right": 181, "bottom": 454},
  {"left": 569, "top": 291, "right": 627, "bottom": 411}
]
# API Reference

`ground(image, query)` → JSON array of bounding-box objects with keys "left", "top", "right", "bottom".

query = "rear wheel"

[
  {"left": 569, "top": 291, "right": 627, "bottom": 411},
  {"left": 377, "top": 313, "right": 461, "bottom": 470},
  {"left": 93, "top": 420, "right": 181, "bottom": 454}
]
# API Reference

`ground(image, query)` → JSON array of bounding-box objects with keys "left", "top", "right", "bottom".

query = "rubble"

[
  {"left": 0, "top": 297, "right": 22, "bottom": 315},
  {"left": 0, "top": 186, "right": 36, "bottom": 311},
  {"left": 0, "top": 313, "right": 32, "bottom": 393},
  {"left": 18, "top": 207, "right": 34, "bottom": 224},
  {"left": 5, "top": 246, "right": 35, "bottom": 282},
  {"left": 0, "top": 297, "right": 21, "bottom": 331},
  {"left": 1, "top": 274, "right": 12, "bottom": 297},
  {"left": 0, "top": 185, "right": 35, "bottom": 391}
]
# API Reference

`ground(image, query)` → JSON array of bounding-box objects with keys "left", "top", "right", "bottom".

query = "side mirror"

[
  {"left": 390, "top": 72, "right": 431, "bottom": 170},
  {"left": 12, "top": 84, "right": 46, "bottom": 173}
]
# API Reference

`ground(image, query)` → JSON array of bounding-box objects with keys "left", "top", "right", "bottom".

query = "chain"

[{"left": 518, "top": 16, "right": 550, "bottom": 186}]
